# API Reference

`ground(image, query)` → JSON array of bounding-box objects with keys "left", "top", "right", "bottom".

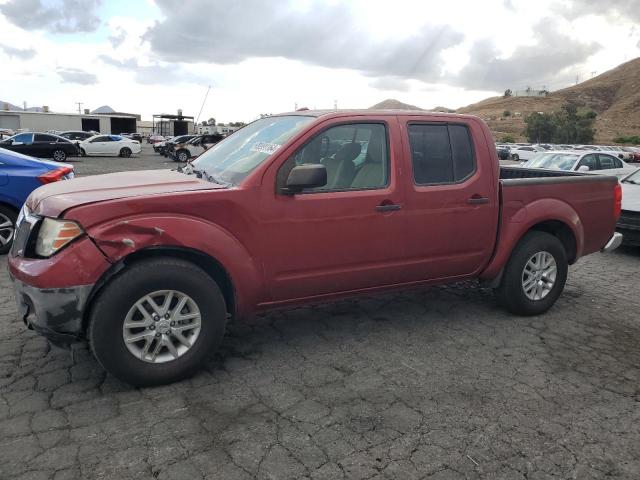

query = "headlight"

[{"left": 35, "top": 218, "right": 83, "bottom": 257}]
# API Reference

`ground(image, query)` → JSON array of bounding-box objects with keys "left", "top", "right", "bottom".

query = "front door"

[{"left": 259, "top": 118, "right": 409, "bottom": 302}]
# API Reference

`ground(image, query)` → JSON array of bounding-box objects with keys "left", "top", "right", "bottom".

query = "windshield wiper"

[{"left": 191, "top": 168, "right": 231, "bottom": 187}]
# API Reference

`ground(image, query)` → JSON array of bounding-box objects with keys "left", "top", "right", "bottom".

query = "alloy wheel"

[
  {"left": 0, "top": 213, "right": 14, "bottom": 247},
  {"left": 521, "top": 251, "right": 557, "bottom": 301},
  {"left": 122, "top": 290, "right": 202, "bottom": 363}
]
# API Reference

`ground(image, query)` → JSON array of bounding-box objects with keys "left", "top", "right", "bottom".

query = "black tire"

[
  {"left": 80, "top": 148, "right": 87, "bottom": 157},
  {"left": 0, "top": 204, "right": 18, "bottom": 255},
  {"left": 88, "top": 258, "right": 227, "bottom": 386},
  {"left": 52, "top": 149, "right": 67, "bottom": 162},
  {"left": 512, "top": 154, "right": 519, "bottom": 161},
  {"left": 119, "top": 147, "right": 132, "bottom": 158},
  {"left": 495, "top": 231, "right": 568, "bottom": 316},
  {"left": 176, "top": 150, "right": 189, "bottom": 162}
]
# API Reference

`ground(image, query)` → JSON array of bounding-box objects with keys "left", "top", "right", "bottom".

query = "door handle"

[
  {"left": 467, "top": 195, "right": 489, "bottom": 205},
  {"left": 376, "top": 203, "right": 402, "bottom": 212}
]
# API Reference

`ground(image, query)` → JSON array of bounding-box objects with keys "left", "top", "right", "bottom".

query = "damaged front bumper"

[{"left": 11, "top": 276, "right": 93, "bottom": 346}]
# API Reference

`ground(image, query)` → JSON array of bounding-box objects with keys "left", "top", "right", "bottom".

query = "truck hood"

[{"left": 28, "top": 169, "right": 224, "bottom": 217}]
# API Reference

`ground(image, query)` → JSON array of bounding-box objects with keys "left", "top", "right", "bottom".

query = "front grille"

[{"left": 10, "top": 207, "right": 40, "bottom": 257}]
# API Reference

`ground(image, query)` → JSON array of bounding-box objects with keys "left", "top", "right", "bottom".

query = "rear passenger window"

[
  {"left": 408, "top": 124, "right": 475, "bottom": 185},
  {"left": 598, "top": 154, "right": 617, "bottom": 169}
]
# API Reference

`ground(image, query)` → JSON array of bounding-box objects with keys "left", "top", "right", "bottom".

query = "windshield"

[
  {"left": 192, "top": 115, "right": 314, "bottom": 185},
  {"left": 525, "top": 153, "right": 578, "bottom": 170}
]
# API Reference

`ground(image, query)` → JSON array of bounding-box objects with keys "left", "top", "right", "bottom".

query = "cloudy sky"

[{"left": 0, "top": 0, "right": 639, "bottom": 123}]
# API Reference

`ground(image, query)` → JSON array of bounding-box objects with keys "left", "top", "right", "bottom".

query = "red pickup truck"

[{"left": 9, "top": 110, "right": 623, "bottom": 386}]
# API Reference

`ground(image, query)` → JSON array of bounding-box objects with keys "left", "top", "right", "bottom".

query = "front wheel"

[
  {"left": 52, "top": 149, "right": 67, "bottom": 162},
  {"left": 119, "top": 147, "right": 132, "bottom": 158},
  {"left": 512, "top": 154, "right": 519, "bottom": 161},
  {"left": 88, "top": 258, "right": 227, "bottom": 386},
  {"left": 495, "top": 231, "right": 568, "bottom": 316},
  {"left": 0, "top": 205, "right": 17, "bottom": 255}
]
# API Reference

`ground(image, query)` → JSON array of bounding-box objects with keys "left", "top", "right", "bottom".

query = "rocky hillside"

[{"left": 456, "top": 57, "right": 640, "bottom": 143}]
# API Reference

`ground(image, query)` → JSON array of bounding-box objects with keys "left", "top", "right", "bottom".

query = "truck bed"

[{"left": 498, "top": 166, "right": 619, "bottom": 260}]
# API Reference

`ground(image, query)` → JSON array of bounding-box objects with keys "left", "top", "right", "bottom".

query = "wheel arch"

[{"left": 83, "top": 246, "right": 236, "bottom": 331}]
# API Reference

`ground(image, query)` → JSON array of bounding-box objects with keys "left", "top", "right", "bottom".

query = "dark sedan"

[{"left": 0, "top": 132, "right": 79, "bottom": 162}]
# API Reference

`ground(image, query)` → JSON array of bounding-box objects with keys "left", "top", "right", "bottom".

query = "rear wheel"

[
  {"left": 80, "top": 148, "right": 87, "bottom": 157},
  {"left": 52, "top": 149, "right": 67, "bottom": 162},
  {"left": 176, "top": 150, "right": 189, "bottom": 162},
  {"left": 495, "top": 231, "right": 568, "bottom": 316},
  {"left": 119, "top": 147, "right": 132, "bottom": 158},
  {"left": 0, "top": 205, "right": 17, "bottom": 255},
  {"left": 512, "top": 154, "right": 519, "bottom": 161},
  {"left": 88, "top": 258, "right": 227, "bottom": 386}
]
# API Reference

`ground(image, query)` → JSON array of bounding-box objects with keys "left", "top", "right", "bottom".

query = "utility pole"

[
  {"left": 575, "top": 75, "right": 580, "bottom": 85},
  {"left": 591, "top": 71, "right": 597, "bottom": 78},
  {"left": 75, "top": 102, "right": 83, "bottom": 114},
  {"left": 23, "top": 101, "right": 27, "bottom": 111},
  {"left": 333, "top": 99, "right": 338, "bottom": 110},
  {"left": 195, "top": 85, "right": 211, "bottom": 130}
]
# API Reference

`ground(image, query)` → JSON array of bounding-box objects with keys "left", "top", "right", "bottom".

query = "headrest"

[{"left": 335, "top": 142, "right": 361, "bottom": 162}]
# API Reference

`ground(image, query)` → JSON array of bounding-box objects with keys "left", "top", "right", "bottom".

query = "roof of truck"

[{"left": 272, "top": 109, "right": 479, "bottom": 120}]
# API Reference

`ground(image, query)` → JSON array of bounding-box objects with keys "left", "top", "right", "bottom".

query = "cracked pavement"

[{"left": 1, "top": 149, "right": 639, "bottom": 479}]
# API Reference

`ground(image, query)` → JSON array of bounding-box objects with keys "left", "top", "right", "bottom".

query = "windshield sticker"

[{"left": 251, "top": 142, "right": 282, "bottom": 155}]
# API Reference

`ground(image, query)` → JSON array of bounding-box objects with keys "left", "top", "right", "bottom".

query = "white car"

[
  {"left": 522, "top": 150, "right": 638, "bottom": 179},
  {"left": 79, "top": 135, "right": 142, "bottom": 157},
  {"left": 510, "top": 145, "right": 545, "bottom": 161}
]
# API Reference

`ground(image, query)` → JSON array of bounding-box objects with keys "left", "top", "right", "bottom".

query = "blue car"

[{"left": 0, "top": 147, "right": 74, "bottom": 254}]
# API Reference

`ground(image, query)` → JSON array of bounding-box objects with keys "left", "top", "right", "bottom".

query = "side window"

[
  {"left": 408, "top": 124, "right": 476, "bottom": 185},
  {"left": 13, "top": 133, "right": 33, "bottom": 143},
  {"left": 598, "top": 154, "right": 616, "bottom": 169},
  {"left": 278, "top": 123, "right": 389, "bottom": 192},
  {"left": 34, "top": 134, "right": 56, "bottom": 142},
  {"left": 578, "top": 154, "right": 597, "bottom": 170},
  {"left": 91, "top": 136, "right": 107, "bottom": 143}
]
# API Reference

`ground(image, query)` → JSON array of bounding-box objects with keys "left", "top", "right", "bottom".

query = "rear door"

[
  {"left": 33, "top": 134, "right": 59, "bottom": 157},
  {"left": 397, "top": 117, "right": 499, "bottom": 281},
  {"left": 597, "top": 153, "right": 629, "bottom": 177}
]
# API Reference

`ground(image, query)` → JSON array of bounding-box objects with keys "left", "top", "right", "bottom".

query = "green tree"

[
  {"left": 613, "top": 135, "right": 640, "bottom": 144},
  {"left": 524, "top": 112, "right": 556, "bottom": 143},
  {"left": 504, "top": 89, "right": 512, "bottom": 98},
  {"left": 523, "top": 103, "right": 597, "bottom": 144},
  {"left": 501, "top": 134, "right": 515, "bottom": 143},
  {"left": 502, "top": 110, "right": 511, "bottom": 117}
]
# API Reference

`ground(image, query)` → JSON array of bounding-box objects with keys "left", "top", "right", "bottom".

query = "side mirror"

[
  {"left": 282, "top": 164, "right": 327, "bottom": 194},
  {"left": 578, "top": 165, "right": 590, "bottom": 172}
]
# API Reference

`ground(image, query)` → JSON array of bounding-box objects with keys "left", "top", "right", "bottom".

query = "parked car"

[
  {"left": 154, "top": 135, "right": 196, "bottom": 155},
  {"left": 59, "top": 131, "right": 96, "bottom": 142},
  {"left": 0, "top": 132, "right": 79, "bottom": 162},
  {"left": 510, "top": 145, "right": 544, "bottom": 161},
  {"left": 496, "top": 145, "right": 511, "bottom": 160},
  {"left": 147, "top": 134, "right": 166, "bottom": 144},
  {"left": 0, "top": 147, "right": 74, "bottom": 254},
  {"left": 617, "top": 169, "right": 640, "bottom": 246},
  {"left": 170, "top": 134, "right": 223, "bottom": 162},
  {"left": 621, "top": 146, "right": 640, "bottom": 163},
  {"left": 79, "top": 135, "right": 142, "bottom": 157},
  {"left": 522, "top": 151, "right": 637, "bottom": 179},
  {"left": 8, "top": 110, "right": 623, "bottom": 386}
]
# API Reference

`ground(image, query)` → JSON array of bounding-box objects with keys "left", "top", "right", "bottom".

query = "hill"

[
  {"left": 369, "top": 99, "right": 423, "bottom": 110},
  {"left": 456, "top": 57, "right": 640, "bottom": 143}
]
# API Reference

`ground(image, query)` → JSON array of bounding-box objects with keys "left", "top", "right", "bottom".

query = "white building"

[{"left": 0, "top": 108, "right": 140, "bottom": 134}]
